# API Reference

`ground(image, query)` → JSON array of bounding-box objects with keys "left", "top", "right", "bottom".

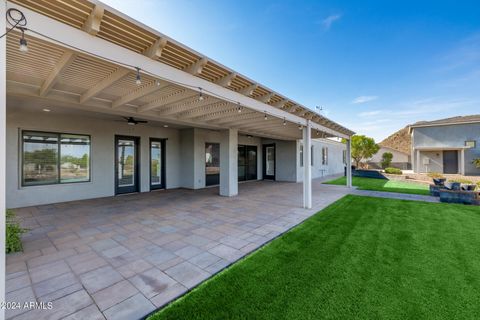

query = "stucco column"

[
  {"left": 219, "top": 128, "right": 238, "bottom": 196},
  {"left": 460, "top": 149, "right": 465, "bottom": 175},
  {"left": 416, "top": 149, "right": 421, "bottom": 173},
  {"left": 303, "top": 121, "right": 312, "bottom": 209},
  {"left": 346, "top": 138, "right": 352, "bottom": 188},
  {"left": 1, "top": 1, "right": 7, "bottom": 314}
]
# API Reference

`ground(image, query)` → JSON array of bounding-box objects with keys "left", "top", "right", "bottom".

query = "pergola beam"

[
  {"left": 160, "top": 96, "right": 218, "bottom": 116},
  {"left": 239, "top": 83, "right": 258, "bottom": 96},
  {"left": 144, "top": 37, "right": 167, "bottom": 59},
  {"left": 138, "top": 90, "right": 192, "bottom": 113},
  {"left": 176, "top": 101, "right": 230, "bottom": 120},
  {"left": 80, "top": 68, "right": 130, "bottom": 104},
  {"left": 112, "top": 81, "right": 168, "bottom": 108},
  {"left": 273, "top": 99, "right": 288, "bottom": 108},
  {"left": 82, "top": 5, "right": 104, "bottom": 36},
  {"left": 39, "top": 51, "right": 76, "bottom": 96},
  {"left": 215, "top": 72, "right": 236, "bottom": 87},
  {"left": 185, "top": 57, "right": 208, "bottom": 75},
  {"left": 257, "top": 92, "right": 275, "bottom": 103}
]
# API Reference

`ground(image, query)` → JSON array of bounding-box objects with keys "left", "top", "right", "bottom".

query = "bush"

[
  {"left": 472, "top": 158, "right": 480, "bottom": 168},
  {"left": 385, "top": 167, "right": 402, "bottom": 175},
  {"left": 6, "top": 210, "right": 25, "bottom": 254},
  {"left": 427, "top": 172, "right": 445, "bottom": 179},
  {"left": 380, "top": 152, "right": 393, "bottom": 169}
]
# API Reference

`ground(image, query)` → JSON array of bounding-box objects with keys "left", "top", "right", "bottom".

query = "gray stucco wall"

[
  {"left": 7, "top": 108, "right": 181, "bottom": 208},
  {"left": 7, "top": 108, "right": 348, "bottom": 208},
  {"left": 412, "top": 123, "right": 480, "bottom": 175},
  {"left": 297, "top": 139, "right": 346, "bottom": 182},
  {"left": 262, "top": 139, "right": 297, "bottom": 182}
]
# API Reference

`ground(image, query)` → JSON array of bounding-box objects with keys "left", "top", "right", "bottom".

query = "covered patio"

[
  {"left": 1, "top": 1, "right": 355, "bottom": 318},
  {"left": 6, "top": 179, "right": 349, "bottom": 319}
]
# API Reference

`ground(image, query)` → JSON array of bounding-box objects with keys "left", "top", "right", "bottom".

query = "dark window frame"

[
  {"left": 21, "top": 130, "right": 92, "bottom": 187},
  {"left": 322, "top": 146, "right": 328, "bottom": 165},
  {"left": 149, "top": 137, "right": 167, "bottom": 190},
  {"left": 465, "top": 140, "right": 476, "bottom": 148}
]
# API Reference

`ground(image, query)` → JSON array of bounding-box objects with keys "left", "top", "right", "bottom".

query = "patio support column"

[
  {"left": 346, "top": 138, "right": 352, "bottom": 188},
  {"left": 460, "top": 149, "right": 465, "bottom": 175},
  {"left": 1, "top": 1, "right": 7, "bottom": 313},
  {"left": 220, "top": 128, "right": 238, "bottom": 197},
  {"left": 416, "top": 149, "right": 421, "bottom": 173},
  {"left": 303, "top": 121, "right": 312, "bottom": 209}
]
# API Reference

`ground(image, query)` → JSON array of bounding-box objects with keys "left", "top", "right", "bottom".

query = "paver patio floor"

[{"left": 6, "top": 178, "right": 349, "bottom": 320}]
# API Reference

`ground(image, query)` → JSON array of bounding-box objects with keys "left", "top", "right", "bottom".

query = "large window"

[
  {"left": 322, "top": 147, "right": 328, "bottom": 165},
  {"left": 300, "top": 144, "right": 314, "bottom": 167},
  {"left": 22, "top": 131, "right": 90, "bottom": 186}
]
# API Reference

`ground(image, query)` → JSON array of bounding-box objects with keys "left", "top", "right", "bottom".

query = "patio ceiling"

[{"left": 6, "top": 0, "right": 354, "bottom": 140}]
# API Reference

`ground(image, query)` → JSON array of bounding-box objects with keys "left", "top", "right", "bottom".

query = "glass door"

[
  {"left": 115, "top": 136, "right": 140, "bottom": 194},
  {"left": 150, "top": 138, "right": 165, "bottom": 190},
  {"left": 263, "top": 144, "right": 275, "bottom": 180},
  {"left": 205, "top": 142, "right": 220, "bottom": 186},
  {"left": 238, "top": 145, "right": 257, "bottom": 181}
]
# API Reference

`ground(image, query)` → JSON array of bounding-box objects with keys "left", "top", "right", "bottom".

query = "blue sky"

[{"left": 102, "top": 0, "right": 480, "bottom": 141}]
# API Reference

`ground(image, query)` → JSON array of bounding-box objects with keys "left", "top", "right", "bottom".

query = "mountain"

[{"left": 379, "top": 126, "right": 411, "bottom": 155}]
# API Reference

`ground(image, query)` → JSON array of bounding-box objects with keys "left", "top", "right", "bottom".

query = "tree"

[
  {"left": 473, "top": 158, "right": 480, "bottom": 169},
  {"left": 343, "top": 135, "right": 380, "bottom": 168},
  {"left": 381, "top": 152, "right": 393, "bottom": 169}
]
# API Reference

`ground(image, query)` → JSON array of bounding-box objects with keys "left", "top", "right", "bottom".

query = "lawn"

[
  {"left": 325, "top": 176, "right": 430, "bottom": 195},
  {"left": 149, "top": 195, "right": 480, "bottom": 320}
]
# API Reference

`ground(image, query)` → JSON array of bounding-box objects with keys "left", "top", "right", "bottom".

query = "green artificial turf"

[
  {"left": 325, "top": 176, "right": 430, "bottom": 195},
  {"left": 149, "top": 195, "right": 480, "bottom": 320}
]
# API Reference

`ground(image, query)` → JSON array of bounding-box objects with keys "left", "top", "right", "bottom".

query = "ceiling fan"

[{"left": 117, "top": 117, "right": 148, "bottom": 126}]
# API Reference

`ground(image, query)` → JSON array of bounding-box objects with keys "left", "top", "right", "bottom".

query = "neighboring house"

[
  {"left": 368, "top": 146, "right": 411, "bottom": 170},
  {"left": 409, "top": 115, "right": 480, "bottom": 175},
  {"left": 2, "top": 1, "right": 354, "bottom": 209}
]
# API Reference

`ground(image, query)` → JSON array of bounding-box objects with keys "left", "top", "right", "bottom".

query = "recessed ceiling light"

[
  {"left": 42, "top": 108, "right": 51, "bottom": 112},
  {"left": 163, "top": 124, "right": 169, "bottom": 128}
]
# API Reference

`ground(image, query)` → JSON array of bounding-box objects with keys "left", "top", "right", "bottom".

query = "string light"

[
  {"left": 198, "top": 88, "right": 204, "bottom": 101},
  {"left": 237, "top": 103, "right": 242, "bottom": 113},
  {"left": 135, "top": 67, "right": 141, "bottom": 85},
  {"left": 19, "top": 28, "right": 28, "bottom": 52},
  {"left": 4, "top": 7, "right": 349, "bottom": 137},
  {"left": 156, "top": 80, "right": 161, "bottom": 86},
  {"left": 283, "top": 118, "right": 286, "bottom": 126},
  {"left": 316, "top": 130, "right": 320, "bottom": 136}
]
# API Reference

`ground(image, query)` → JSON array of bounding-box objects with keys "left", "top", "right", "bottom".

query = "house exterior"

[
  {"left": 1, "top": 0, "right": 354, "bottom": 210},
  {"left": 368, "top": 146, "right": 411, "bottom": 170},
  {"left": 409, "top": 115, "right": 480, "bottom": 175},
  {"left": 0, "top": 1, "right": 357, "bottom": 313}
]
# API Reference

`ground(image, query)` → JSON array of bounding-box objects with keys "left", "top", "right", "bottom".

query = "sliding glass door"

[
  {"left": 150, "top": 138, "right": 166, "bottom": 190},
  {"left": 238, "top": 145, "right": 257, "bottom": 181}
]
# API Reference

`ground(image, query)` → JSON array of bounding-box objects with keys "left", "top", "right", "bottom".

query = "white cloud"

[
  {"left": 321, "top": 14, "right": 342, "bottom": 30},
  {"left": 358, "top": 110, "right": 382, "bottom": 117},
  {"left": 352, "top": 96, "right": 378, "bottom": 104}
]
